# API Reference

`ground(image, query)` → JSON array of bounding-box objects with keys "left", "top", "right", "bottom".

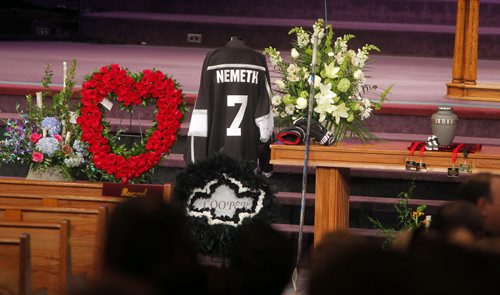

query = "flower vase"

[
  {"left": 431, "top": 106, "right": 458, "bottom": 147},
  {"left": 26, "top": 165, "right": 67, "bottom": 181}
]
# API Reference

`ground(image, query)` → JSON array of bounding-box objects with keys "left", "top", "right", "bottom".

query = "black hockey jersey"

[{"left": 185, "top": 39, "right": 273, "bottom": 167}]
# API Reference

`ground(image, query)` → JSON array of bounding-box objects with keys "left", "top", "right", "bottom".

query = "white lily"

[
  {"left": 313, "top": 83, "right": 337, "bottom": 122},
  {"left": 314, "top": 82, "right": 336, "bottom": 102},
  {"left": 291, "top": 48, "right": 300, "bottom": 59},
  {"left": 324, "top": 62, "right": 340, "bottom": 79},
  {"left": 314, "top": 102, "right": 335, "bottom": 123},
  {"left": 331, "top": 103, "right": 349, "bottom": 124}
]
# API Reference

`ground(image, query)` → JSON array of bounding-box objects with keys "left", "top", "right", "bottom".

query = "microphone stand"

[{"left": 292, "top": 35, "right": 319, "bottom": 291}]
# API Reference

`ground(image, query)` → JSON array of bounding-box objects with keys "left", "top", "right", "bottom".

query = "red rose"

[
  {"left": 29, "top": 133, "right": 42, "bottom": 143},
  {"left": 32, "top": 152, "right": 44, "bottom": 162},
  {"left": 53, "top": 134, "right": 63, "bottom": 142},
  {"left": 99, "top": 66, "right": 110, "bottom": 74}
]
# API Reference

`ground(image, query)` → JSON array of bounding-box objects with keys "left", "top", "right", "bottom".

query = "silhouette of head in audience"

[
  {"left": 103, "top": 197, "right": 203, "bottom": 294},
  {"left": 228, "top": 222, "right": 295, "bottom": 295},
  {"left": 309, "top": 230, "right": 500, "bottom": 295},
  {"left": 458, "top": 173, "right": 500, "bottom": 235},
  {"left": 309, "top": 231, "right": 409, "bottom": 295},
  {"left": 429, "top": 201, "right": 484, "bottom": 246}
]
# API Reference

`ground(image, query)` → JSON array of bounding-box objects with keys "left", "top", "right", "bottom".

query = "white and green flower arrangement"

[{"left": 265, "top": 19, "right": 392, "bottom": 142}]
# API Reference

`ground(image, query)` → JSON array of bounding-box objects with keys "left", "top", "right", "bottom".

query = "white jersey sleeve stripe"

[
  {"left": 265, "top": 78, "right": 272, "bottom": 99},
  {"left": 188, "top": 109, "right": 208, "bottom": 137},
  {"left": 207, "top": 63, "right": 266, "bottom": 71},
  {"left": 255, "top": 113, "right": 273, "bottom": 142},
  {"left": 190, "top": 136, "right": 196, "bottom": 162}
]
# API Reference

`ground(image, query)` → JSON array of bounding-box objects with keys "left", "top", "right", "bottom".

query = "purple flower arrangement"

[
  {"left": 0, "top": 117, "right": 32, "bottom": 164},
  {"left": 0, "top": 60, "right": 88, "bottom": 180}
]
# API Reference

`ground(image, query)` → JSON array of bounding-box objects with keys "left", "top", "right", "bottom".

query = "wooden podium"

[
  {"left": 446, "top": 0, "right": 500, "bottom": 102},
  {"left": 270, "top": 141, "right": 500, "bottom": 244}
]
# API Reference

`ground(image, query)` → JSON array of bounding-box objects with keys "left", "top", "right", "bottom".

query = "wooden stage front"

[{"left": 271, "top": 141, "right": 500, "bottom": 244}]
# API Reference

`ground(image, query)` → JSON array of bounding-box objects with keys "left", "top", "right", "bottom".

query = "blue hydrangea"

[
  {"left": 72, "top": 139, "right": 87, "bottom": 154},
  {"left": 64, "top": 153, "right": 84, "bottom": 167},
  {"left": 41, "top": 117, "right": 62, "bottom": 136},
  {"left": 36, "top": 137, "right": 60, "bottom": 156}
]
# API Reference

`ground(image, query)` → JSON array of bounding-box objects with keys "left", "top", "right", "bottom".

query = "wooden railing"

[{"left": 447, "top": 0, "right": 500, "bottom": 102}]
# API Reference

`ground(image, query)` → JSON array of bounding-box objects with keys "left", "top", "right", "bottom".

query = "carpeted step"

[
  {"left": 80, "top": 11, "right": 500, "bottom": 58},
  {"left": 82, "top": 0, "right": 500, "bottom": 27}
]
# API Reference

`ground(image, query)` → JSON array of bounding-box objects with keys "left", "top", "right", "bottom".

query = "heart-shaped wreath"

[{"left": 77, "top": 64, "right": 184, "bottom": 183}]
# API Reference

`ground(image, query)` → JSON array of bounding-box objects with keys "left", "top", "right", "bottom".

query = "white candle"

[
  {"left": 61, "top": 120, "right": 66, "bottom": 136},
  {"left": 36, "top": 92, "right": 43, "bottom": 108},
  {"left": 63, "top": 61, "right": 67, "bottom": 89},
  {"left": 42, "top": 128, "right": 47, "bottom": 137},
  {"left": 65, "top": 131, "right": 71, "bottom": 144},
  {"left": 69, "top": 111, "right": 77, "bottom": 124}
]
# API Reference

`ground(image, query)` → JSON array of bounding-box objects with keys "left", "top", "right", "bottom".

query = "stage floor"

[{"left": 1, "top": 41, "right": 500, "bottom": 109}]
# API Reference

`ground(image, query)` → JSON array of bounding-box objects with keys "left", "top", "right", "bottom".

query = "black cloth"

[{"left": 185, "top": 39, "right": 273, "bottom": 168}]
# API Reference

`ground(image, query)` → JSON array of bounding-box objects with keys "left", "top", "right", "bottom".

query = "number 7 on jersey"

[{"left": 226, "top": 95, "right": 248, "bottom": 136}]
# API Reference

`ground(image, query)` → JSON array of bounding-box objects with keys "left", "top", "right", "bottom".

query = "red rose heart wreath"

[{"left": 78, "top": 64, "right": 184, "bottom": 183}]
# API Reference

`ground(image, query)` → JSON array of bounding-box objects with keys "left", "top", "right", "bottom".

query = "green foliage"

[{"left": 368, "top": 179, "right": 427, "bottom": 246}]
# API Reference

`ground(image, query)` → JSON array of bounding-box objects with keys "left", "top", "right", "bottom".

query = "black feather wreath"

[{"left": 173, "top": 153, "right": 276, "bottom": 257}]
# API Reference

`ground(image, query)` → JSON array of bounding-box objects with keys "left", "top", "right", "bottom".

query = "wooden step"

[
  {"left": 275, "top": 192, "right": 448, "bottom": 213},
  {"left": 272, "top": 223, "right": 380, "bottom": 238}
]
